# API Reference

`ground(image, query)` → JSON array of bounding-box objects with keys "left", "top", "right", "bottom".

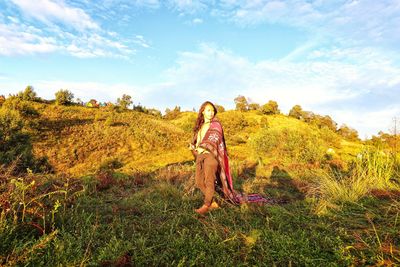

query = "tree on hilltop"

[
  {"left": 338, "top": 124, "right": 359, "bottom": 141},
  {"left": 17, "top": 85, "right": 37, "bottom": 101},
  {"left": 234, "top": 95, "right": 248, "bottom": 111},
  {"left": 215, "top": 104, "right": 225, "bottom": 113},
  {"left": 289, "top": 105, "right": 304, "bottom": 119},
  {"left": 116, "top": 94, "right": 133, "bottom": 110},
  {"left": 248, "top": 103, "right": 260, "bottom": 111},
  {"left": 261, "top": 100, "right": 280, "bottom": 115},
  {"left": 55, "top": 89, "right": 74, "bottom": 105},
  {"left": 164, "top": 106, "right": 181, "bottom": 120}
]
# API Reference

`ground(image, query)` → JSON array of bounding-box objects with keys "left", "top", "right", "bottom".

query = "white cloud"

[
  {"left": 11, "top": 0, "right": 99, "bottom": 31},
  {"left": 217, "top": 0, "right": 400, "bottom": 46},
  {"left": 0, "top": 23, "right": 59, "bottom": 55},
  {"left": 0, "top": 21, "right": 135, "bottom": 58},
  {"left": 0, "top": 1, "right": 136, "bottom": 58},
  {"left": 192, "top": 18, "right": 203, "bottom": 24},
  {"left": 133, "top": 35, "right": 151, "bottom": 48},
  {"left": 152, "top": 44, "right": 400, "bottom": 137},
  {"left": 168, "top": 0, "right": 208, "bottom": 14}
]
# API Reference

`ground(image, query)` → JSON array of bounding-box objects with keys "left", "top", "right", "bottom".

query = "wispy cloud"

[
  {"left": 11, "top": 0, "right": 99, "bottom": 31},
  {"left": 215, "top": 0, "right": 400, "bottom": 47},
  {"left": 0, "top": 22, "right": 59, "bottom": 55},
  {"left": 151, "top": 44, "right": 400, "bottom": 137},
  {"left": 133, "top": 35, "right": 151, "bottom": 48},
  {"left": 1, "top": 0, "right": 136, "bottom": 58},
  {"left": 168, "top": 0, "right": 208, "bottom": 14}
]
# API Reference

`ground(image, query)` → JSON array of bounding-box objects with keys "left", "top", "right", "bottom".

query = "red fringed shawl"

[{"left": 193, "top": 118, "right": 272, "bottom": 205}]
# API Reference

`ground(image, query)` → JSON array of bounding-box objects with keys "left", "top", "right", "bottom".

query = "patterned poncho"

[{"left": 193, "top": 118, "right": 271, "bottom": 204}]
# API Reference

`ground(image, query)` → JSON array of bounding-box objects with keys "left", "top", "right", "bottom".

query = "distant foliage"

[
  {"left": 219, "top": 111, "right": 249, "bottom": 137},
  {"left": 251, "top": 126, "right": 326, "bottom": 164},
  {"left": 105, "top": 114, "right": 115, "bottom": 126},
  {"left": 289, "top": 105, "right": 338, "bottom": 132},
  {"left": 260, "top": 100, "right": 280, "bottom": 115},
  {"left": 129, "top": 117, "right": 184, "bottom": 152},
  {"left": 170, "top": 112, "right": 197, "bottom": 132},
  {"left": 289, "top": 105, "right": 304, "bottom": 119},
  {"left": 215, "top": 104, "right": 225, "bottom": 113},
  {"left": 55, "top": 89, "right": 74, "bottom": 105},
  {"left": 2, "top": 96, "right": 39, "bottom": 118},
  {"left": 234, "top": 95, "right": 248, "bottom": 111},
  {"left": 164, "top": 106, "right": 181, "bottom": 120},
  {"left": 17, "top": 85, "right": 37, "bottom": 101},
  {"left": 367, "top": 131, "right": 400, "bottom": 151},
  {"left": 0, "top": 95, "right": 5, "bottom": 106},
  {"left": 133, "top": 104, "right": 162, "bottom": 118},
  {"left": 338, "top": 124, "right": 359, "bottom": 141},
  {"left": 0, "top": 109, "right": 33, "bottom": 170},
  {"left": 248, "top": 103, "right": 260, "bottom": 111},
  {"left": 116, "top": 94, "right": 133, "bottom": 111}
]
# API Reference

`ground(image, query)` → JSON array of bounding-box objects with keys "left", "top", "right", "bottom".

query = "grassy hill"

[
  {"left": 28, "top": 102, "right": 360, "bottom": 175},
  {"left": 1, "top": 100, "right": 399, "bottom": 266}
]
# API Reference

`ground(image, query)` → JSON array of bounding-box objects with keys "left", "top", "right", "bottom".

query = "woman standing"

[{"left": 190, "top": 101, "right": 272, "bottom": 215}]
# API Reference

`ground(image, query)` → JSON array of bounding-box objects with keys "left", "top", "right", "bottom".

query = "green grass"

[
  {"left": 1, "top": 101, "right": 399, "bottom": 266},
  {"left": 1, "top": 170, "right": 399, "bottom": 266}
]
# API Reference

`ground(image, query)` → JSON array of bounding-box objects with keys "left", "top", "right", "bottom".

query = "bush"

[
  {"left": 260, "top": 100, "right": 280, "bottom": 115},
  {"left": 2, "top": 96, "right": 39, "bottom": 118},
  {"left": 116, "top": 94, "right": 133, "bottom": 111},
  {"left": 234, "top": 95, "right": 248, "bottom": 111},
  {"left": 164, "top": 106, "right": 181, "bottom": 120},
  {"left": 55, "top": 89, "right": 74, "bottom": 105},
  {"left": 219, "top": 111, "right": 249, "bottom": 137},
  {"left": 0, "top": 109, "right": 33, "bottom": 171},
  {"left": 250, "top": 126, "right": 326, "bottom": 164},
  {"left": 17, "top": 86, "right": 37, "bottom": 101}
]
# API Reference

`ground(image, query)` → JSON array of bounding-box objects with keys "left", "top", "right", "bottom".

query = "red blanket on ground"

[{"left": 195, "top": 118, "right": 273, "bottom": 204}]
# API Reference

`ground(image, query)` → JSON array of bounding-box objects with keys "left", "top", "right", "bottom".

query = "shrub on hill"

[
  {"left": 129, "top": 116, "right": 185, "bottom": 152},
  {"left": 164, "top": 106, "right": 181, "bottom": 120},
  {"left": 55, "top": 89, "right": 74, "bottom": 105},
  {"left": 2, "top": 96, "right": 40, "bottom": 118},
  {"left": 0, "top": 109, "right": 33, "bottom": 171},
  {"left": 218, "top": 111, "right": 250, "bottom": 137},
  {"left": 17, "top": 85, "right": 37, "bottom": 101},
  {"left": 260, "top": 100, "right": 280, "bottom": 115},
  {"left": 250, "top": 126, "right": 326, "bottom": 164}
]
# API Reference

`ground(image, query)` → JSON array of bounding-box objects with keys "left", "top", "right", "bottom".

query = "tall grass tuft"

[
  {"left": 352, "top": 148, "right": 397, "bottom": 190},
  {"left": 310, "top": 148, "right": 399, "bottom": 214}
]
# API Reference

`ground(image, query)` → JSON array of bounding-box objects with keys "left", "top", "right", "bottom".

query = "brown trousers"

[{"left": 195, "top": 153, "right": 218, "bottom": 206}]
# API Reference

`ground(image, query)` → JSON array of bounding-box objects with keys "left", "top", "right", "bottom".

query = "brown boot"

[{"left": 195, "top": 204, "right": 209, "bottom": 215}]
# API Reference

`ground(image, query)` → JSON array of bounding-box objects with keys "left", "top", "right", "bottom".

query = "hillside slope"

[{"left": 29, "top": 103, "right": 362, "bottom": 177}]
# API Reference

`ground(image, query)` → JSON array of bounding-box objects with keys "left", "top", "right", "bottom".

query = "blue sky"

[{"left": 1, "top": 0, "right": 400, "bottom": 138}]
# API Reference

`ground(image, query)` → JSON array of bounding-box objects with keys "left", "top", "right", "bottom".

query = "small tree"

[
  {"left": 261, "top": 100, "right": 280, "bottom": 115},
  {"left": 55, "top": 89, "right": 74, "bottom": 105},
  {"left": 215, "top": 104, "right": 225, "bottom": 113},
  {"left": 248, "top": 103, "right": 260, "bottom": 111},
  {"left": 234, "top": 95, "right": 248, "bottom": 111},
  {"left": 337, "top": 124, "right": 359, "bottom": 141},
  {"left": 17, "top": 85, "right": 37, "bottom": 101},
  {"left": 164, "top": 106, "right": 181, "bottom": 120},
  {"left": 116, "top": 94, "right": 133, "bottom": 110},
  {"left": 289, "top": 105, "right": 304, "bottom": 119}
]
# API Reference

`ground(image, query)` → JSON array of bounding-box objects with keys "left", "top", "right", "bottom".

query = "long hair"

[{"left": 193, "top": 101, "right": 217, "bottom": 134}]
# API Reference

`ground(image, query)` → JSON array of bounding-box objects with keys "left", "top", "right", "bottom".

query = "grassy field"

[{"left": 1, "top": 100, "right": 400, "bottom": 266}]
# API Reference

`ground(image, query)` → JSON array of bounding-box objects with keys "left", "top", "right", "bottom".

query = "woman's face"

[{"left": 202, "top": 104, "right": 215, "bottom": 121}]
